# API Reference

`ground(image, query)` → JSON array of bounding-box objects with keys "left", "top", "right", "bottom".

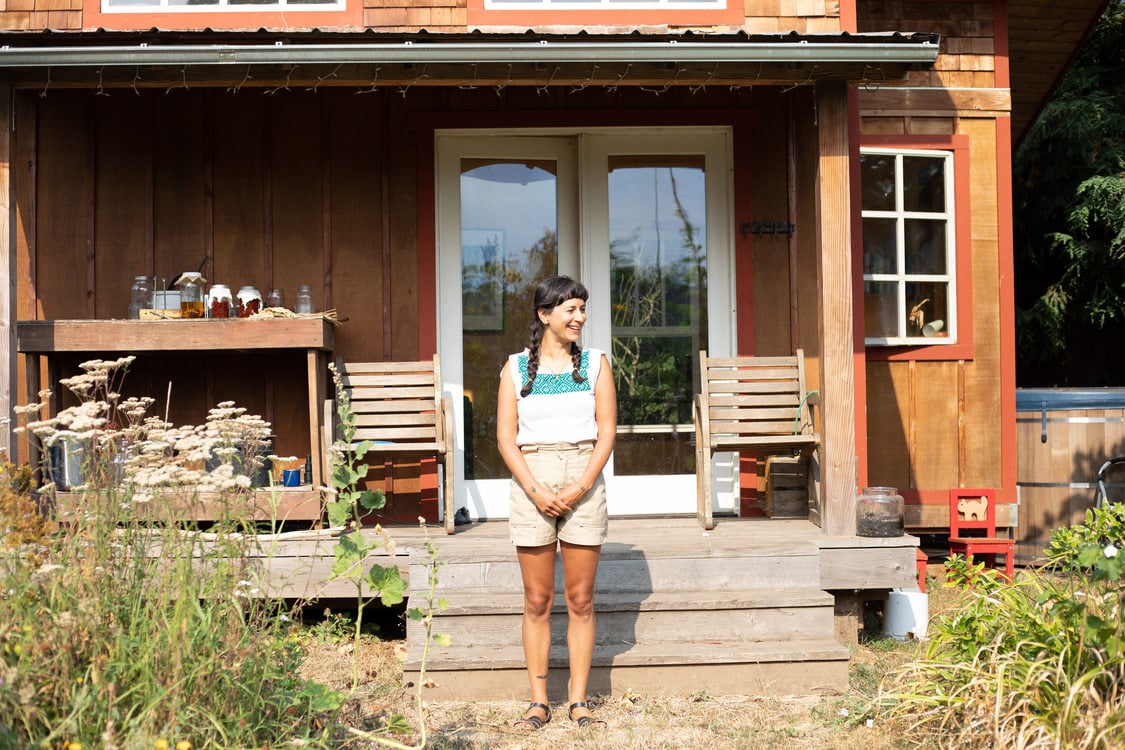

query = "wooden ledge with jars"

[{"left": 16, "top": 317, "right": 335, "bottom": 522}]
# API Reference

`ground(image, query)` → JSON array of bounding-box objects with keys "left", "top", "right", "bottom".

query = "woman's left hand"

[{"left": 556, "top": 482, "right": 588, "bottom": 511}]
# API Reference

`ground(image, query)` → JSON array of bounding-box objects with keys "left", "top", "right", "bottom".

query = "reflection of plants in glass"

[{"left": 611, "top": 168, "right": 706, "bottom": 426}]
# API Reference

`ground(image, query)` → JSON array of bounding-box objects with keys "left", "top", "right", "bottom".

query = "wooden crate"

[{"left": 765, "top": 455, "right": 809, "bottom": 519}]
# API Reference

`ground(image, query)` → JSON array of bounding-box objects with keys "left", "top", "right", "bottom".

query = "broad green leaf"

[
  {"left": 367, "top": 563, "right": 408, "bottom": 606},
  {"left": 359, "top": 488, "right": 387, "bottom": 511},
  {"left": 330, "top": 530, "right": 366, "bottom": 580}
]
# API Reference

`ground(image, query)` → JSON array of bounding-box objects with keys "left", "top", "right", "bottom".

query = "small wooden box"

[{"left": 765, "top": 455, "right": 809, "bottom": 519}]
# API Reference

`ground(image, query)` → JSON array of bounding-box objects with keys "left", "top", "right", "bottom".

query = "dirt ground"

[{"left": 299, "top": 636, "right": 926, "bottom": 750}]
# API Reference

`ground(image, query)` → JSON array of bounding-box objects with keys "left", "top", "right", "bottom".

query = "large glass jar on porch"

[{"left": 856, "top": 486, "right": 905, "bottom": 537}]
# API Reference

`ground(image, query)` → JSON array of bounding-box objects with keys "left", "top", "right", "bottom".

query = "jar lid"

[{"left": 176, "top": 272, "right": 206, "bottom": 285}]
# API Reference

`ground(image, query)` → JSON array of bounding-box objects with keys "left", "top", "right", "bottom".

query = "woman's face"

[{"left": 539, "top": 297, "right": 587, "bottom": 344}]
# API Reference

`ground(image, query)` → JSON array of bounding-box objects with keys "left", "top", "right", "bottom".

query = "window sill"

[
  {"left": 865, "top": 340, "right": 973, "bottom": 362},
  {"left": 82, "top": 0, "right": 362, "bottom": 31}
]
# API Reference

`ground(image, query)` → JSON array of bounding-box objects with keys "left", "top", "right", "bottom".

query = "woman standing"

[{"left": 497, "top": 276, "right": 617, "bottom": 731}]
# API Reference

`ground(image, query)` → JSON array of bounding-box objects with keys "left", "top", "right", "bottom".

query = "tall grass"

[
  {"left": 878, "top": 551, "right": 1125, "bottom": 749},
  {"left": 0, "top": 358, "right": 344, "bottom": 748}
]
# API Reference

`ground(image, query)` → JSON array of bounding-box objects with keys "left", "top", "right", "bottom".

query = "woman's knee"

[
  {"left": 564, "top": 588, "right": 595, "bottom": 619},
  {"left": 524, "top": 587, "right": 554, "bottom": 617}
]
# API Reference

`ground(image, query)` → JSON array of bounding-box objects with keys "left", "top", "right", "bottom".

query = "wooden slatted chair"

[
  {"left": 693, "top": 350, "right": 820, "bottom": 529},
  {"left": 326, "top": 356, "right": 456, "bottom": 533},
  {"left": 948, "top": 488, "right": 1014, "bottom": 580}
]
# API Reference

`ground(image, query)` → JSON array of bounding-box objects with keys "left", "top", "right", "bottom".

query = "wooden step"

[
  {"left": 409, "top": 543, "right": 821, "bottom": 595},
  {"left": 407, "top": 588, "right": 836, "bottom": 649},
  {"left": 404, "top": 639, "right": 850, "bottom": 699}
]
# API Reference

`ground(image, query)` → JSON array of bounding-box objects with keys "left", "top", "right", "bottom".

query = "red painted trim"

[
  {"left": 848, "top": 87, "right": 869, "bottom": 490},
  {"left": 992, "top": 0, "right": 1010, "bottom": 89},
  {"left": 839, "top": 0, "right": 857, "bottom": 33},
  {"left": 995, "top": 118, "right": 1016, "bottom": 506},
  {"left": 902, "top": 487, "right": 1017, "bottom": 506},
  {"left": 466, "top": 0, "right": 743, "bottom": 27},
  {"left": 417, "top": 128, "right": 438, "bottom": 357},
  {"left": 82, "top": 0, "right": 362, "bottom": 31},
  {"left": 859, "top": 134, "right": 975, "bottom": 362}
]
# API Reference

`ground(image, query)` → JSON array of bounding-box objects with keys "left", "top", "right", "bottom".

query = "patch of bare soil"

[{"left": 299, "top": 638, "right": 928, "bottom": 750}]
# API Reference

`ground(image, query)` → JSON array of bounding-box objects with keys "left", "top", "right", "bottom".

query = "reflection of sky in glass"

[
  {"left": 461, "top": 170, "right": 557, "bottom": 261},
  {"left": 609, "top": 168, "right": 706, "bottom": 266}
]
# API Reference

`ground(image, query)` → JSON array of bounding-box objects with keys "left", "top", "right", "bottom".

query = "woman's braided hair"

[{"left": 521, "top": 276, "right": 589, "bottom": 397}]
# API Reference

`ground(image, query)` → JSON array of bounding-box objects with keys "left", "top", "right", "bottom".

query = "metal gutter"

[{"left": 0, "top": 37, "right": 939, "bottom": 68}]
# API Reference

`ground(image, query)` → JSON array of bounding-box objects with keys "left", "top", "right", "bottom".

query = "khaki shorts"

[{"left": 509, "top": 441, "right": 608, "bottom": 547}]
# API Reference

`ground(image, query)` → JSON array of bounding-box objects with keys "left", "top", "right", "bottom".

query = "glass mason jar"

[
  {"left": 128, "top": 275, "right": 153, "bottom": 319},
  {"left": 856, "top": 486, "right": 905, "bottom": 537},
  {"left": 294, "top": 284, "right": 315, "bottom": 314},
  {"left": 208, "top": 284, "right": 233, "bottom": 319},
  {"left": 237, "top": 286, "right": 263, "bottom": 318},
  {"left": 265, "top": 287, "right": 285, "bottom": 309},
  {"left": 177, "top": 273, "right": 206, "bottom": 319}
]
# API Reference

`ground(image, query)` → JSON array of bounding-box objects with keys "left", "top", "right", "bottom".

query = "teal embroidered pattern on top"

[{"left": 518, "top": 351, "right": 592, "bottom": 396}]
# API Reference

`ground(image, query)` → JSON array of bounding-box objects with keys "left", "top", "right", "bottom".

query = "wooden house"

[{"left": 0, "top": 0, "right": 1109, "bottom": 696}]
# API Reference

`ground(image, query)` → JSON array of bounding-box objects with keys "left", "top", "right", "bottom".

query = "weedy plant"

[
  {"left": 0, "top": 357, "right": 345, "bottom": 749},
  {"left": 324, "top": 362, "right": 448, "bottom": 750},
  {"left": 877, "top": 510, "right": 1125, "bottom": 749}
]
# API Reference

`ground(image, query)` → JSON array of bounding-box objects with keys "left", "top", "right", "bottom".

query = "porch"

[{"left": 251, "top": 515, "right": 919, "bottom": 698}]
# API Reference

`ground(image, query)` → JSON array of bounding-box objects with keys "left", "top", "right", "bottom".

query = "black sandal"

[
  {"left": 568, "top": 701, "right": 606, "bottom": 728},
  {"left": 513, "top": 702, "right": 551, "bottom": 730}
]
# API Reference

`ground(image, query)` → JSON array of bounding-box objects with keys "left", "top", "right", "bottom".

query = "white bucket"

[{"left": 883, "top": 590, "right": 929, "bottom": 641}]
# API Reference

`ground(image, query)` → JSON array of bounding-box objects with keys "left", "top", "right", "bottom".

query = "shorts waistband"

[{"left": 520, "top": 440, "right": 595, "bottom": 454}]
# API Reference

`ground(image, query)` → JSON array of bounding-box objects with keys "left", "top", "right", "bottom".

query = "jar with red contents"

[
  {"left": 207, "top": 284, "right": 233, "bottom": 319},
  {"left": 237, "top": 286, "right": 262, "bottom": 318}
]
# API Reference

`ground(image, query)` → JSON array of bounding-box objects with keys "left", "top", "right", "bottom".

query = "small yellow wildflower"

[
  {"left": 68, "top": 743, "right": 82, "bottom": 750},
  {"left": 154, "top": 740, "right": 169, "bottom": 750},
  {"left": 176, "top": 741, "right": 191, "bottom": 750}
]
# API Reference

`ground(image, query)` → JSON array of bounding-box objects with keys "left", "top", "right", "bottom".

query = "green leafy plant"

[
  {"left": 879, "top": 531, "right": 1125, "bottom": 748},
  {"left": 324, "top": 363, "right": 409, "bottom": 691}
]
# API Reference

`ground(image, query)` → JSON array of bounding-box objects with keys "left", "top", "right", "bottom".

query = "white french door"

[{"left": 436, "top": 128, "right": 737, "bottom": 520}]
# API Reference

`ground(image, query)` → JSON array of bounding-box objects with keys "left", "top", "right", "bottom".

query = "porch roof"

[{"left": 0, "top": 30, "right": 938, "bottom": 88}]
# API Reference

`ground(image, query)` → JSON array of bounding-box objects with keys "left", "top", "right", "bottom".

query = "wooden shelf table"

[{"left": 16, "top": 318, "right": 334, "bottom": 521}]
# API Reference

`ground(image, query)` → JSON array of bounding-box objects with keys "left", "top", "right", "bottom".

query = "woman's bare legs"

[
  {"left": 516, "top": 543, "right": 557, "bottom": 725},
  {"left": 560, "top": 541, "right": 602, "bottom": 721}
]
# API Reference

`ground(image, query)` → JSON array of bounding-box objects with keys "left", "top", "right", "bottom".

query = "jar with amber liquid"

[{"left": 176, "top": 273, "right": 206, "bottom": 319}]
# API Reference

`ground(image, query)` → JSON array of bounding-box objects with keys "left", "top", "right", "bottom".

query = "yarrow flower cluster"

[{"left": 13, "top": 359, "right": 274, "bottom": 502}]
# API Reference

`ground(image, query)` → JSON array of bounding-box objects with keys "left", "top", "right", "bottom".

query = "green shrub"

[{"left": 879, "top": 516, "right": 1125, "bottom": 749}]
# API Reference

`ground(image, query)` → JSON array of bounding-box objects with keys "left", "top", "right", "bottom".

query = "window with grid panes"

[{"left": 860, "top": 148, "right": 957, "bottom": 346}]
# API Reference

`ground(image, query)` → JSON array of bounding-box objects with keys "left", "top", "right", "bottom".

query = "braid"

[
  {"left": 521, "top": 322, "right": 543, "bottom": 397},
  {"left": 570, "top": 343, "right": 586, "bottom": 385}
]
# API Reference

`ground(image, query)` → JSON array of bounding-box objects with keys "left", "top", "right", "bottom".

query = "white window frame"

[
  {"left": 486, "top": 0, "right": 724, "bottom": 10},
  {"left": 102, "top": 0, "right": 343, "bottom": 13},
  {"left": 861, "top": 147, "right": 957, "bottom": 346}
]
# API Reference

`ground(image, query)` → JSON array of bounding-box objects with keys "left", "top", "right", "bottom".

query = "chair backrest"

[
  {"left": 949, "top": 488, "right": 997, "bottom": 537},
  {"left": 335, "top": 355, "right": 446, "bottom": 451},
  {"left": 699, "top": 349, "right": 813, "bottom": 440}
]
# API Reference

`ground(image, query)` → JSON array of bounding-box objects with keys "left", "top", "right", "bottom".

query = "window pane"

[
  {"left": 905, "top": 281, "right": 950, "bottom": 338},
  {"left": 608, "top": 156, "right": 707, "bottom": 476},
  {"left": 863, "top": 281, "right": 898, "bottom": 338},
  {"left": 902, "top": 156, "right": 946, "bottom": 213},
  {"left": 904, "top": 219, "right": 947, "bottom": 275},
  {"left": 862, "top": 218, "right": 898, "bottom": 274},
  {"left": 860, "top": 153, "right": 896, "bottom": 211},
  {"left": 460, "top": 159, "right": 559, "bottom": 480}
]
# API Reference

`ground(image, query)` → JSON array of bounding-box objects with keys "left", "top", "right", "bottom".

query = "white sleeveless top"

[{"left": 507, "top": 348, "right": 604, "bottom": 446}]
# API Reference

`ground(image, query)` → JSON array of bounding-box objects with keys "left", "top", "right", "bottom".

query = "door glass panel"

[
  {"left": 460, "top": 158, "right": 559, "bottom": 480},
  {"left": 608, "top": 155, "right": 707, "bottom": 476}
]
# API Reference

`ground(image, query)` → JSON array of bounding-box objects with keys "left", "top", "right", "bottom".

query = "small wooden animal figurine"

[{"left": 958, "top": 495, "right": 989, "bottom": 521}]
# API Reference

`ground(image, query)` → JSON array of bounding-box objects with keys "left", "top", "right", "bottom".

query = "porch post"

[{"left": 815, "top": 81, "right": 858, "bottom": 536}]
